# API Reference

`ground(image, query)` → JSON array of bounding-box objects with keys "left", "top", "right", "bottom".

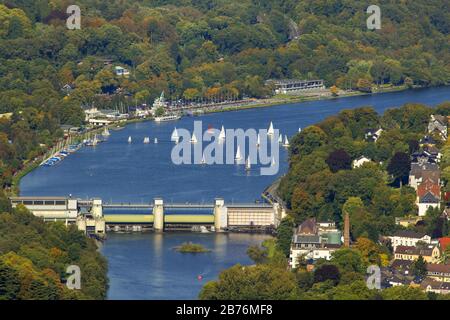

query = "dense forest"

[
  {"left": 200, "top": 102, "right": 450, "bottom": 300},
  {"left": 0, "top": 0, "right": 449, "bottom": 189},
  {"left": 0, "top": 198, "right": 108, "bottom": 299}
]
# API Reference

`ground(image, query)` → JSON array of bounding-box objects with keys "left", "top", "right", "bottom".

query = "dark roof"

[
  {"left": 394, "top": 245, "right": 435, "bottom": 256},
  {"left": 297, "top": 218, "right": 317, "bottom": 235},
  {"left": 392, "top": 230, "right": 428, "bottom": 239},
  {"left": 426, "top": 263, "right": 450, "bottom": 274},
  {"left": 419, "top": 191, "right": 440, "bottom": 203},
  {"left": 293, "top": 235, "right": 321, "bottom": 244},
  {"left": 391, "top": 259, "right": 414, "bottom": 270},
  {"left": 420, "top": 135, "right": 436, "bottom": 145}
]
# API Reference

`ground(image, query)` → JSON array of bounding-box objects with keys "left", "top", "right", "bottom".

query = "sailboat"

[
  {"left": 278, "top": 134, "right": 282, "bottom": 144},
  {"left": 256, "top": 134, "right": 261, "bottom": 147},
  {"left": 154, "top": 138, "right": 158, "bottom": 144},
  {"left": 245, "top": 156, "right": 251, "bottom": 171},
  {"left": 191, "top": 133, "right": 198, "bottom": 144},
  {"left": 271, "top": 156, "right": 276, "bottom": 167},
  {"left": 171, "top": 127, "right": 179, "bottom": 142},
  {"left": 201, "top": 153, "right": 206, "bottom": 165},
  {"left": 298, "top": 127, "right": 302, "bottom": 133},
  {"left": 283, "top": 135, "right": 290, "bottom": 147},
  {"left": 219, "top": 126, "right": 226, "bottom": 140},
  {"left": 91, "top": 135, "right": 98, "bottom": 146},
  {"left": 102, "top": 127, "right": 110, "bottom": 137},
  {"left": 143, "top": 137, "right": 150, "bottom": 144},
  {"left": 128, "top": 136, "right": 132, "bottom": 143},
  {"left": 267, "top": 122, "right": 274, "bottom": 136},
  {"left": 235, "top": 145, "right": 242, "bottom": 162}
]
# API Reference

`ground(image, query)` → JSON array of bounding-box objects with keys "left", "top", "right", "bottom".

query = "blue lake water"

[{"left": 19, "top": 86, "right": 450, "bottom": 299}]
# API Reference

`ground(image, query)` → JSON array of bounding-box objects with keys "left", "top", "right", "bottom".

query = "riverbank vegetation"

[
  {"left": 175, "top": 242, "right": 210, "bottom": 253},
  {"left": 0, "top": 200, "right": 108, "bottom": 300},
  {"left": 200, "top": 102, "right": 450, "bottom": 300}
]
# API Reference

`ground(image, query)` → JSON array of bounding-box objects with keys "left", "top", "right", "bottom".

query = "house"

[
  {"left": 365, "top": 128, "right": 383, "bottom": 142},
  {"left": 438, "top": 237, "right": 450, "bottom": 255},
  {"left": 421, "top": 278, "right": 450, "bottom": 294},
  {"left": 428, "top": 115, "right": 447, "bottom": 140},
  {"left": 289, "top": 218, "right": 342, "bottom": 268},
  {"left": 418, "top": 192, "right": 440, "bottom": 217},
  {"left": 352, "top": 156, "right": 371, "bottom": 168},
  {"left": 426, "top": 264, "right": 450, "bottom": 282},
  {"left": 390, "top": 259, "right": 414, "bottom": 276},
  {"left": 423, "top": 145, "right": 441, "bottom": 162},
  {"left": 393, "top": 245, "right": 441, "bottom": 263},
  {"left": 114, "top": 66, "right": 130, "bottom": 77},
  {"left": 388, "top": 230, "right": 431, "bottom": 249},
  {"left": 419, "top": 135, "right": 436, "bottom": 146},
  {"left": 84, "top": 107, "right": 102, "bottom": 121},
  {"left": 409, "top": 162, "right": 440, "bottom": 190}
]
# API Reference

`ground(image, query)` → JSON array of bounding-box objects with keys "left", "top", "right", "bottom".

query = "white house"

[
  {"left": 115, "top": 66, "right": 130, "bottom": 77},
  {"left": 352, "top": 156, "right": 371, "bottom": 168},
  {"left": 388, "top": 230, "right": 432, "bottom": 250},
  {"left": 418, "top": 192, "right": 440, "bottom": 217}
]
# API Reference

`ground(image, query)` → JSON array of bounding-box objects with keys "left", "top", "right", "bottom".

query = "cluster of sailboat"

[
  {"left": 127, "top": 136, "right": 158, "bottom": 144},
  {"left": 168, "top": 122, "right": 302, "bottom": 170}
]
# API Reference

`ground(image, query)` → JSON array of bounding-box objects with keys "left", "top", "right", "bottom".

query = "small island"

[{"left": 175, "top": 242, "right": 211, "bottom": 253}]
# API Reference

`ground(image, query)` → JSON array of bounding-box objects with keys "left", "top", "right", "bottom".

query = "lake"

[{"left": 20, "top": 86, "right": 450, "bottom": 299}]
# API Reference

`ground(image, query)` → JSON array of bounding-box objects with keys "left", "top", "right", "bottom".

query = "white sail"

[
  {"left": 278, "top": 134, "right": 282, "bottom": 143},
  {"left": 283, "top": 135, "right": 290, "bottom": 147},
  {"left": 201, "top": 153, "right": 206, "bottom": 164},
  {"left": 102, "top": 127, "right": 110, "bottom": 136},
  {"left": 93, "top": 135, "right": 98, "bottom": 146},
  {"left": 171, "top": 127, "right": 179, "bottom": 141},
  {"left": 128, "top": 136, "right": 132, "bottom": 143},
  {"left": 271, "top": 156, "right": 276, "bottom": 166},
  {"left": 268, "top": 122, "right": 274, "bottom": 136},
  {"left": 219, "top": 125, "right": 226, "bottom": 140},
  {"left": 257, "top": 133, "right": 260, "bottom": 147},
  {"left": 154, "top": 138, "right": 158, "bottom": 144},
  {"left": 298, "top": 127, "right": 302, "bottom": 133},
  {"left": 143, "top": 137, "right": 150, "bottom": 144},
  {"left": 191, "top": 133, "right": 198, "bottom": 143},
  {"left": 245, "top": 156, "right": 251, "bottom": 170},
  {"left": 235, "top": 145, "right": 242, "bottom": 161}
]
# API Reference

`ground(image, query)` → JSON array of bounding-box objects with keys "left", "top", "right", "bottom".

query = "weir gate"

[{"left": 10, "top": 197, "right": 285, "bottom": 234}]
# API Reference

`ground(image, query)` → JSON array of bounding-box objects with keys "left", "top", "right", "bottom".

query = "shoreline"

[{"left": 12, "top": 84, "right": 445, "bottom": 196}]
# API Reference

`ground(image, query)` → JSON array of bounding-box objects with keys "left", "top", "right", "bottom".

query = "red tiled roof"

[
  {"left": 439, "top": 237, "right": 450, "bottom": 252},
  {"left": 417, "top": 179, "right": 441, "bottom": 198}
]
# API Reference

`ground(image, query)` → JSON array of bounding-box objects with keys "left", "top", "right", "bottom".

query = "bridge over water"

[{"left": 10, "top": 196, "right": 285, "bottom": 234}]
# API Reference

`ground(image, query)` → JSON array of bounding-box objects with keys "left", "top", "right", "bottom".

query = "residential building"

[
  {"left": 352, "top": 156, "right": 371, "bottom": 168},
  {"left": 393, "top": 245, "right": 440, "bottom": 263},
  {"left": 365, "top": 128, "right": 383, "bottom": 142},
  {"left": 421, "top": 278, "right": 450, "bottom": 294},
  {"left": 438, "top": 237, "right": 450, "bottom": 254},
  {"left": 426, "top": 264, "right": 450, "bottom": 282},
  {"left": 418, "top": 192, "right": 440, "bottom": 217},
  {"left": 409, "top": 162, "right": 440, "bottom": 190},
  {"left": 428, "top": 114, "right": 447, "bottom": 140},
  {"left": 388, "top": 230, "right": 431, "bottom": 249},
  {"left": 289, "top": 218, "right": 342, "bottom": 269},
  {"left": 115, "top": 66, "right": 130, "bottom": 77}
]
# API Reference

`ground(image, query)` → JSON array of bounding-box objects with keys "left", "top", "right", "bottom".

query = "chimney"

[{"left": 344, "top": 212, "right": 350, "bottom": 247}]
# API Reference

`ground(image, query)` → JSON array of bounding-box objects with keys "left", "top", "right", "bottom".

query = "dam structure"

[{"left": 10, "top": 196, "right": 285, "bottom": 234}]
